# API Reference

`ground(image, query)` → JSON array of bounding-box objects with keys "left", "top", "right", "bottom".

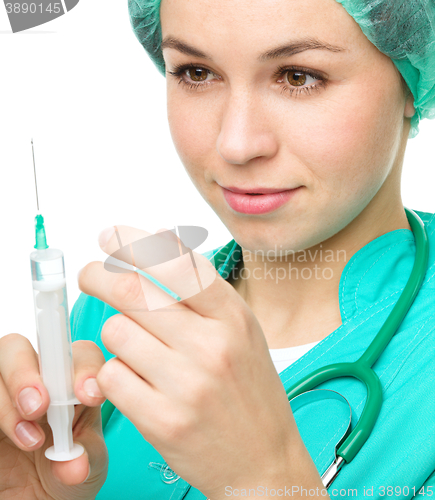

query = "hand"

[
  {"left": 78, "top": 226, "right": 314, "bottom": 499},
  {"left": 0, "top": 334, "right": 108, "bottom": 500}
]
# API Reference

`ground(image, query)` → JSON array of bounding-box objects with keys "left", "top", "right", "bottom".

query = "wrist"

[{"left": 205, "top": 437, "right": 330, "bottom": 500}]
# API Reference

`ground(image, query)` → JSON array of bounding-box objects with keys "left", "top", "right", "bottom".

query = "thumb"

[{"left": 47, "top": 406, "right": 108, "bottom": 490}]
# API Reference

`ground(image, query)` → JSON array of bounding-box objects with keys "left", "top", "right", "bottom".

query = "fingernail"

[
  {"left": 83, "top": 378, "right": 103, "bottom": 398},
  {"left": 16, "top": 421, "right": 43, "bottom": 447},
  {"left": 98, "top": 226, "right": 115, "bottom": 249},
  {"left": 17, "top": 387, "right": 42, "bottom": 415}
]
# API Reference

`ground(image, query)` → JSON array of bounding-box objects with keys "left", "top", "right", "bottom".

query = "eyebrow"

[{"left": 161, "top": 36, "right": 346, "bottom": 62}]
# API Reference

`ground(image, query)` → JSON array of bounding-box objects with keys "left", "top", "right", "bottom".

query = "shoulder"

[
  {"left": 381, "top": 209, "right": 435, "bottom": 387},
  {"left": 414, "top": 208, "right": 435, "bottom": 285}
]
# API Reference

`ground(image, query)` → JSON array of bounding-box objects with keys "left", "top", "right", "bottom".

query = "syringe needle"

[{"left": 31, "top": 138, "right": 40, "bottom": 213}]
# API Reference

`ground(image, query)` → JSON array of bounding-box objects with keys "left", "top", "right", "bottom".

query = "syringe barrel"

[{"left": 30, "top": 248, "right": 77, "bottom": 405}]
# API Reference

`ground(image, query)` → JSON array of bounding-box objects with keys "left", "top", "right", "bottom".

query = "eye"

[
  {"left": 167, "top": 63, "right": 327, "bottom": 97},
  {"left": 274, "top": 65, "right": 327, "bottom": 97},
  {"left": 184, "top": 67, "right": 212, "bottom": 83},
  {"left": 285, "top": 70, "right": 318, "bottom": 87},
  {"left": 167, "top": 65, "right": 216, "bottom": 90}
]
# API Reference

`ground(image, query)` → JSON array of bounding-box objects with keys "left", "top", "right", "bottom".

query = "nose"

[{"left": 216, "top": 92, "right": 278, "bottom": 165}]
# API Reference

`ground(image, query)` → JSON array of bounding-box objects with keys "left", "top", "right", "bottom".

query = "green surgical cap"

[{"left": 128, "top": 0, "right": 435, "bottom": 138}]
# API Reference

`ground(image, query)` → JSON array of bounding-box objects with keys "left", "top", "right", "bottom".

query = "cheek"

[
  {"left": 167, "top": 91, "right": 216, "bottom": 171},
  {"left": 284, "top": 82, "right": 403, "bottom": 199},
  {"left": 167, "top": 94, "right": 229, "bottom": 211}
]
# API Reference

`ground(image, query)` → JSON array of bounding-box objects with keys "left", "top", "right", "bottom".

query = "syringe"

[{"left": 29, "top": 140, "right": 85, "bottom": 461}]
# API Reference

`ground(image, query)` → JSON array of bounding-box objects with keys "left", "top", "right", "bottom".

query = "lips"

[
  {"left": 223, "top": 186, "right": 298, "bottom": 194},
  {"left": 221, "top": 186, "right": 302, "bottom": 215}
]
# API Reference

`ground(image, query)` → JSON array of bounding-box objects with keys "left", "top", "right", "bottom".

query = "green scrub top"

[{"left": 70, "top": 209, "right": 435, "bottom": 499}]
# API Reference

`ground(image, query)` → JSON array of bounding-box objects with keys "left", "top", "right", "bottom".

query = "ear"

[{"left": 404, "top": 93, "right": 416, "bottom": 118}]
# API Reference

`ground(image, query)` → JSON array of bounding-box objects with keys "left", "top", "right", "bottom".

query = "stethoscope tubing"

[{"left": 286, "top": 207, "right": 429, "bottom": 484}]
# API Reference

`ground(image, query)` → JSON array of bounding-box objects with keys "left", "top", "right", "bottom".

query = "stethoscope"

[
  {"left": 286, "top": 207, "right": 429, "bottom": 488},
  {"left": 100, "top": 207, "right": 429, "bottom": 490}
]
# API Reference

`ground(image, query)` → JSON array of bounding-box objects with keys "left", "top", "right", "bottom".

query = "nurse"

[{"left": 0, "top": 0, "right": 434, "bottom": 498}]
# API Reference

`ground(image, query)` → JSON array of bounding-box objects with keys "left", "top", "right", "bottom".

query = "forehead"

[{"left": 160, "top": 0, "right": 365, "bottom": 58}]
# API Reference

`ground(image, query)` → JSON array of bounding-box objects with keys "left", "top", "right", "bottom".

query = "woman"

[{"left": 0, "top": 0, "right": 434, "bottom": 498}]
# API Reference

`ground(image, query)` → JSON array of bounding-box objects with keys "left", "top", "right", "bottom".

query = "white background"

[{"left": 0, "top": 1, "right": 434, "bottom": 350}]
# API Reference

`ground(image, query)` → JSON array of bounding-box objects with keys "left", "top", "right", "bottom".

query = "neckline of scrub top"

[
  {"left": 269, "top": 340, "right": 321, "bottom": 360},
  {"left": 208, "top": 209, "right": 435, "bottom": 325}
]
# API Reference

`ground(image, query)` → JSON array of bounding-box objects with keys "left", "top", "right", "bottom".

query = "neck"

[{"left": 228, "top": 197, "right": 411, "bottom": 349}]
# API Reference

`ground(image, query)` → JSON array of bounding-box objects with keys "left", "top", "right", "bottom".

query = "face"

[{"left": 160, "top": 0, "right": 414, "bottom": 255}]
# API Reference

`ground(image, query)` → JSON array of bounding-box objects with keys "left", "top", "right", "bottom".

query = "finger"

[
  {"left": 79, "top": 261, "right": 200, "bottom": 347},
  {"left": 0, "top": 333, "right": 50, "bottom": 420},
  {"left": 50, "top": 407, "right": 108, "bottom": 487},
  {"left": 96, "top": 356, "right": 164, "bottom": 442},
  {"left": 92, "top": 224, "right": 231, "bottom": 318},
  {"left": 100, "top": 313, "right": 183, "bottom": 391},
  {"left": 93, "top": 226, "right": 189, "bottom": 313},
  {"left": 50, "top": 444, "right": 91, "bottom": 486},
  {"left": 72, "top": 340, "right": 107, "bottom": 407},
  {"left": 0, "top": 373, "right": 46, "bottom": 451}
]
